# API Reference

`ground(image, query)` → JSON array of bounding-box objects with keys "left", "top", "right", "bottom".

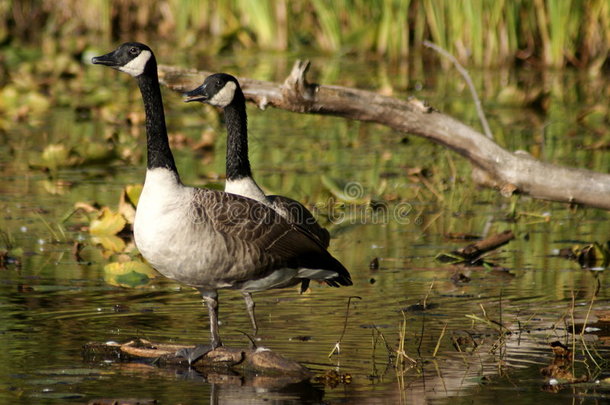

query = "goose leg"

[
  {"left": 202, "top": 291, "right": 222, "bottom": 348},
  {"left": 242, "top": 292, "right": 258, "bottom": 334},
  {"left": 176, "top": 289, "right": 221, "bottom": 365}
]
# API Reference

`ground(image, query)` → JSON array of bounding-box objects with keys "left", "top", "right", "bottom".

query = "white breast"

[
  {"left": 134, "top": 168, "right": 186, "bottom": 260},
  {"left": 134, "top": 168, "right": 272, "bottom": 289},
  {"left": 134, "top": 169, "right": 219, "bottom": 285}
]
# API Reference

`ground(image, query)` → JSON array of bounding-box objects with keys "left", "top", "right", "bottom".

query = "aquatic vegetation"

[
  {"left": 80, "top": 184, "right": 141, "bottom": 254},
  {"left": 558, "top": 241, "right": 610, "bottom": 270},
  {"left": 89, "top": 206, "right": 127, "bottom": 253},
  {"left": 103, "top": 260, "right": 158, "bottom": 288},
  {"left": 37, "top": 144, "right": 78, "bottom": 171},
  {"left": 0, "top": 230, "right": 21, "bottom": 268},
  {"left": 77, "top": 184, "right": 157, "bottom": 286},
  {"left": 1, "top": 0, "right": 609, "bottom": 68},
  {"left": 0, "top": 83, "right": 50, "bottom": 129}
]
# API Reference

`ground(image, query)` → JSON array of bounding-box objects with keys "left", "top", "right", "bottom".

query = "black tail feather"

[{"left": 298, "top": 251, "right": 352, "bottom": 288}]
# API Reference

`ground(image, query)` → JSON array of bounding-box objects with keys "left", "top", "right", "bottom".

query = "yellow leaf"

[
  {"left": 104, "top": 260, "right": 158, "bottom": 288},
  {"left": 91, "top": 235, "right": 126, "bottom": 253},
  {"left": 90, "top": 207, "right": 126, "bottom": 236},
  {"left": 74, "top": 202, "right": 99, "bottom": 214},
  {"left": 119, "top": 186, "right": 139, "bottom": 225},
  {"left": 125, "top": 184, "right": 143, "bottom": 207},
  {"left": 24, "top": 91, "right": 50, "bottom": 115},
  {"left": 119, "top": 184, "right": 143, "bottom": 225},
  {"left": 79, "top": 142, "right": 115, "bottom": 163},
  {"left": 41, "top": 144, "right": 71, "bottom": 170}
]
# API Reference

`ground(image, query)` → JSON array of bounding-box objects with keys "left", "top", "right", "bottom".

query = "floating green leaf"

[
  {"left": 40, "top": 144, "right": 73, "bottom": 170},
  {"left": 104, "top": 260, "right": 158, "bottom": 288},
  {"left": 77, "top": 141, "right": 116, "bottom": 163}
]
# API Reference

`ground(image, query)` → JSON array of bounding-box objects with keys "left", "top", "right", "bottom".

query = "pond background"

[{"left": 1, "top": 1, "right": 609, "bottom": 404}]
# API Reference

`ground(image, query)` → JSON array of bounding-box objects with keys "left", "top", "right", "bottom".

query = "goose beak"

[
  {"left": 183, "top": 85, "right": 209, "bottom": 103},
  {"left": 91, "top": 50, "right": 120, "bottom": 67}
]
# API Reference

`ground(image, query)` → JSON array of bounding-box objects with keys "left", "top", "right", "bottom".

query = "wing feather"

[
  {"left": 267, "top": 195, "right": 331, "bottom": 247},
  {"left": 190, "top": 188, "right": 351, "bottom": 286}
]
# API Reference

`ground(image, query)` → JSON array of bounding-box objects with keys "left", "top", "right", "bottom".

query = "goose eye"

[{"left": 129, "top": 47, "right": 139, "bottom": 55}]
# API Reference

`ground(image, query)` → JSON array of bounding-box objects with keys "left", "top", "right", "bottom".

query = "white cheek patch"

[
  {"left": 119, "top": 50, "right": 152, "bottom": 77},
  {"left": 210, "top": 81, "right": 237, "bottom": 107}
]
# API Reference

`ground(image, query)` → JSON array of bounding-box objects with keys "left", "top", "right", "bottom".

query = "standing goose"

[
  {"left": 184, "top": 73, "right": 331, "bottom": 331},
  {"left": 91, "top": 43, "right": 352, "bottom": 361},
  {"left": 184, "top": 74, "right": 330, "bottom": 246}
]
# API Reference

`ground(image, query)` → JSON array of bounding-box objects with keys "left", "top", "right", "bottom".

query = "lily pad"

[
  {"left": 104, "top": 260, "right": 158, "bottom": 288},
  {"left": 76, "top": 141, "right": 116, "bottom": 163},
  {"left": 90, "top": 207, "right": 126, "bottom": 236},
  {"left": 91, "top": 235, "right": 126, "bottom": 254},
  {"left": 39, "top": 144, "right": 77, "bottom": 170}
]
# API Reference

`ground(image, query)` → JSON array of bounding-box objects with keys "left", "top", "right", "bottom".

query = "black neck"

[
  {"left": 224, "top": 90, "right": 252, "bottom": 181},
  {"left": 136, "top": 67, "right": 178, "bottom": 174}
]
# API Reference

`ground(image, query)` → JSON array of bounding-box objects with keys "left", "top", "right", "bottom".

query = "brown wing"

[
  {"left": 190, "top": 188, "right": 351, "bottom": 286},
  {"left": 267, "top": 195, "right": 331, "bottom": 248}
]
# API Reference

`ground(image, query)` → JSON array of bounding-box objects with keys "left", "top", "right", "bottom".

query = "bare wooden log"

[
  {"left": 158, "top": 62, "right": 610, "bottom": 210},
  {"left": 436, "top": 230, "right": 515, "bottom": 265},
  {"left": 83, "top": 339, "right": 312, "bottom": 380},
  {"left": 455, "top": 230, "right": 515, "bottom": 261}
]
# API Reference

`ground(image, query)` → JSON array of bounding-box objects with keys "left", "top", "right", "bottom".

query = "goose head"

[
  {"left": 184, "top": 73, "right": 241, "bottom": 108},
  {"left": 91, "top": 42, "right": 156, "bottom": 77}
]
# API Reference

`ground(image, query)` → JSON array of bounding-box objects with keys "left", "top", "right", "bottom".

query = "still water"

[{"left": 0, "top": 47, "right": 609, "bottom": 404}]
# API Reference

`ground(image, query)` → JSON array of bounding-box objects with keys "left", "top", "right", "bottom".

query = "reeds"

[{"left": 2, "top": 0, "right": 608, "bottom": 68}]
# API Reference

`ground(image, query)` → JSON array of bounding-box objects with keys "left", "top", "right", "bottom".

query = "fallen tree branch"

[
  {"left": 158, "top": 62, "right": 610, "bottom": 210},
  {"left": 436, "top": 230, "right": 515, "bottom": 265},
  {"left": 457, "top": 230, "right": 515, "bottom": 258}
]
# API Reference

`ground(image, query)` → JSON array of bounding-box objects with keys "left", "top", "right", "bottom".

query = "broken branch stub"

[{"left": 281, "top": 60, "right": 317, "bottom": 110}]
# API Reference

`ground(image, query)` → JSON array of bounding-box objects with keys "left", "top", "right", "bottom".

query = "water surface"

[{"left": 1, "top": 48, "right": 609, "bottom": 404}]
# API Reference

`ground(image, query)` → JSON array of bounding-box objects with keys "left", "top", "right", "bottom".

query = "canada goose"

[
  {"left": 91, "top": 43, "right": 352, "bottom": 362},
  {"left": 184, "top": 74, "right": 330, "bottom": 244},
  {"left": 184, "top": 73, "right": 332, "bottom": 331}
]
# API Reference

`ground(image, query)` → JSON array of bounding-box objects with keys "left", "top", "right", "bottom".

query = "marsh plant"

[{"left": 2, "top": 0, "right": 609, "bottom": 68}]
